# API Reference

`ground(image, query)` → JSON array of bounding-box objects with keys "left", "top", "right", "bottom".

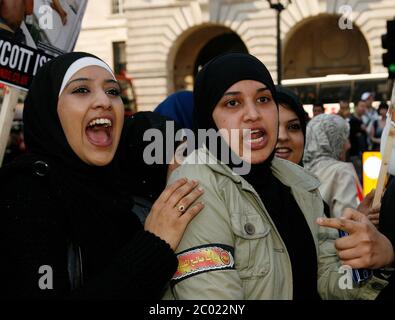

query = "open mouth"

[
  {"left": 275, "top": 147, "right": 292, "bottom": 159},
  {"left": 244, "top": 128, "right": 268, "bottom": 150},
  {"left": 85, "top": 117, "right": 113, "bottom": 147}
]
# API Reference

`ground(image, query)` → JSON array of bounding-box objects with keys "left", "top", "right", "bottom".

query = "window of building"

[
  {"left": 112, "top": 41, "right": 137, "bottom": 114},
  {"left": 113, "top": 41, "right": 126, "bottom": 74},
  {"left": 111, "top": 0, "right": 124, "bottom": 14}
]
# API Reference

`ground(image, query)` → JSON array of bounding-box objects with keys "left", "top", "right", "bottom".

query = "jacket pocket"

[
  {"left": 230, "top": 213, "right": 271, "bottom": 239},
  {"left": 230, "top": 213, "right": 271, "bottom": 279}
]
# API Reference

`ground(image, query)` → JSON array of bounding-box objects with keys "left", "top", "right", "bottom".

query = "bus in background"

[{"left": 281, "top": 73, "right": 391, "bottom": 117}]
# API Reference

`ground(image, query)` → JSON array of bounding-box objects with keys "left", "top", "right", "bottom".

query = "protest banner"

[
  {"left": 0, "top": 37, "right": 52, "bottom": 90},
  {"left": 0, "top": 0, "right": 88, "bottom": 165}
]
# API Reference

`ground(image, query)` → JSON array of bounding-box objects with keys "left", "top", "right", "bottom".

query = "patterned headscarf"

[{"left": 303, "top": 114, "right": 350, "bottom": 170}]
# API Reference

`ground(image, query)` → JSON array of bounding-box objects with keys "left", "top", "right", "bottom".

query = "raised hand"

[{"left": 317, "top": 208, "right": 394, "bottom": 269}]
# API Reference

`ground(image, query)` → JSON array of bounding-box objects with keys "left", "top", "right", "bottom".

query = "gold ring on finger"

[{"left": 177, "top": 204, "right": 185, "bottom": 213}]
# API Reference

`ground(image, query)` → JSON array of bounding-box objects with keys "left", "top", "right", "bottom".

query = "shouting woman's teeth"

[
  {"left": 247, "top": 129, "right": 264, "bottom": 143},
  {"left": 87, "top": 118, "right": 112, "bottom": 128},
  {"left": 85, "top": 118, "right": 114, "bottom": 147}
]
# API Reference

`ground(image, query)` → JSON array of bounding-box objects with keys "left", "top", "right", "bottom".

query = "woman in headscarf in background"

[
  {"left": 274, "top": 85, "right": 307, "bottom": 166},
  {"left": 274, "top": 86, "right": 332, "bottom": 219},
  {"left": 303, "top": 114, "right": 361, "bottom": 219},
  {"left": 318, "top": 111, "right": 395, "bottom": 300},
  {"left": 154, "top": 90, "right": 194, "bottom": 131},
  {"left": 163, "top": 52, "right": 390, "bottom": 300},
  {"left": 0, "top": 52, "right": 204, "bottom": 299}
]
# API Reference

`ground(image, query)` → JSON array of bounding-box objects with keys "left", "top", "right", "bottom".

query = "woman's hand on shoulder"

[{"left": 144, "top": 178, "right": 205, "bottom": 250}]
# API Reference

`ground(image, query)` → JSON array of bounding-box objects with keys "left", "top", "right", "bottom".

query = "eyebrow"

[
  {"left": 223, "top": 87, "right": 270, "bottom": 97},
  {"left": 287, "top": 118, "right": 300, "bottom": 123},
  {"left": 64, "top": 78, "right": 120, "bottom": 90}
]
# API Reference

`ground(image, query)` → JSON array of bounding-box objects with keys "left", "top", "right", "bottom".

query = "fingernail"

[
  {"left": 198, "top": 187, "right": 204, "bottom": 192},
  {"left": 317, "top": 217, "right": 323, "bottom": 224}
]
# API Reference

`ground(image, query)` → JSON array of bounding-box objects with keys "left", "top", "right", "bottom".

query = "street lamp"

[{"left": 266, "top": 0, "right": 291, "bottom": 84}]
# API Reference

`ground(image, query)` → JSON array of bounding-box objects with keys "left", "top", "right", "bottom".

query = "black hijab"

[
  {"left": 193, "top": 53, "right": 278, "bottom": 171},
  {"left": 275, "top": 85, "right": 307, "bottom": 168},
  {"left": 194, "top": 53, "right": 319, "bottom": 299},
  {"left": 276, "top": 85, "right": 307, "bottom": 142},
  {"left": 21, "top": 52, "right": 140, "bottom": 258},
  {"left": 24, "top": 52, "right": 116, "bottom": 174},
  {"left": 194, "top": 52, "right": 277, "bottom": 131}
]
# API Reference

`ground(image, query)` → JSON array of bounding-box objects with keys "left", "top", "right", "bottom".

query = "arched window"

[
  {"left": 283, "top": 15, "right": 370, "bottom": 79},
  {"left": 172, "top": 27, "right": 247, "bottom": 92}
]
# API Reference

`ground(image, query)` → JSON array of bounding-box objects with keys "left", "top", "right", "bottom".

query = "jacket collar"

[
  {"left": 191, "top": 146, "right": 320, "bottom": 192},
  {"left": 271, "top": 157, "right": 321, "bottom": 191},
  {"left": 187, "top": 146, "right": 321, "bottom": 255}
]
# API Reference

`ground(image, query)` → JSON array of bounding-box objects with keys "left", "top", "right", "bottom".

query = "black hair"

[
  {"left": 377, "top": 101, "right": 389, "bottom": 114},
  {"left": 276, "top": 85, "right": 307, "bottom": 140},
  {"left": 353, "top": 99, "right": 364, "bottom": 107},
  {"left": 313, "top": 102, "right": 325, "bottom": 110}
]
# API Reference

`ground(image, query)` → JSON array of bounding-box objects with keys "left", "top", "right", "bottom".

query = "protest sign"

[
  {"left": 0, "top": 0, "right": 88, "bottom": 165},
  {"left": 0, "top": 0, "right": 88, "bottom": 90}
]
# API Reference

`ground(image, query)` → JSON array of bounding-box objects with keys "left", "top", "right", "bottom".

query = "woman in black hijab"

[
  {"left": 274, "top": 85, "right": 307, "bottom": 166},
  {"left": 0, "top": 52, "right": 204, "bottom": 299},
  {"left": 273, "top": 86, "right": 339, "bottom": 220},
  {"left": 164, "top": 53, "right": 389, "bottom": 300}
]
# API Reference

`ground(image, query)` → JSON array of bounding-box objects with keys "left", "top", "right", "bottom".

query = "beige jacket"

[{"left": 164, "top": 147, "right": 387, "bottom": 300}]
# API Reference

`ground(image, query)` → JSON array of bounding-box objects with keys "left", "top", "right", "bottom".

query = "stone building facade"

[{"left": 75, "top": 0, "right": 395, "bottom": 111}]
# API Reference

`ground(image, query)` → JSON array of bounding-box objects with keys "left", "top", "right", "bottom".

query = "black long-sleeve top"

[{"left": 0, "top": 161, "right": 177, "bottom": 300}]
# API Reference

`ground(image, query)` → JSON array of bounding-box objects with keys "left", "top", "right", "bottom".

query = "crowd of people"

[{"left": 0, "top": 51, "right": 394, "bottom": 300}]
